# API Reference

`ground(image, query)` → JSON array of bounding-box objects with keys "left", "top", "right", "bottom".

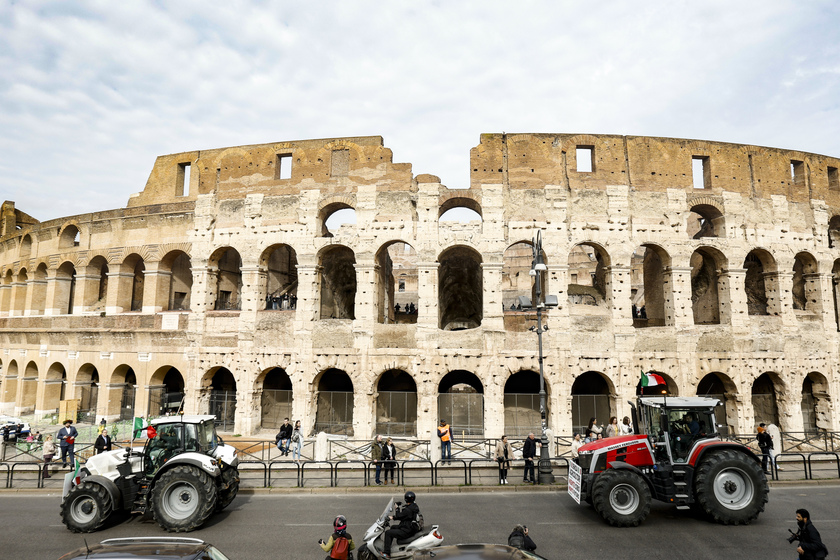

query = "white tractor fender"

[
  {"left": 62, "top": 474, "right": 121, "bottom": 506},
  {"left": 213, "top": 443, "right": 239, "bottom": 467},
  {"left": 153, "top": 452, "right": 221, "bottom": 481}
]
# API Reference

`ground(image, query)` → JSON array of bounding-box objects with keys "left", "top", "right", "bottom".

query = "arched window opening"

[
  {"left": 56, "top": 262, "right": 76, "bottom": 315},
  {"left": 19, "top": 235, "right": 32, "bottom": 257},
  {"left": 829, "top": 216, "right": 840, "bottom": 248},
  {"left": 11, "top": 269, "right": 28, "bottom": 316},
  {"left": 571, "top": 371, "right": 613, "bottom": 435},
  {"left": 30, "top": 263, "right": 49, "bottom": 315},
  {"left": 212, "top": 248, "right": 242, "bottom": 311},
  {"left": 376, "top": 370, "right": 417, "bottom": 436},
  {"left": 438, "top": 246, "right": 483, "bottom": 330},
  {"left": 117, "top": 254, "right": 145, "bottom": 313},
  {"left": 687, "top": 204, "right": 724, "bottom": 238},
  {"left": 43, "top": 363, "right": 66, "bottom": 416},
  {"left": 630, "top": 245, "right": 669, "bottom": 327},
  {"left": 504, "top": 370, "right": 545, "bottom": 438},
  {"left": 438, "top": 197, "right": 482, "bottom": 223},
  {"left": 148, "top": 367, "right": 185, "bottom": 416},
  {"left": 801, "top": 372, "right": 831, "bottom": 434},
  {"left": 792, "top": 252, "right": 819, "bottom": 314},
  {"left": 636, "top": 371, "right": 678, "bottom": 396},
  {"left": 260, "top": 368, "right": 292, "bottom": 430},
  {"left": 19, "top": 361, "right": 38, "bottom": 415},
  {"left": 696, "top": 372, "right": 738, "bottom": 433},
  {"left": 59, "top": 225, "right": 80, "bottom": 249},
  {"left": 77, "top": 365, "right": 100, "bottom": 423},
  {"left": 438, "top": 371, "right": 484, "bottom": 437},
  {"left": 502, "top": 242, "right": 546, "bottom": 328},
  {"left": 314, "top": 369, "right": 354, "bottom": 436},
  {"left": 319, "top": 204, "right": 356, "bottom": 237},
  {"left": 0, "top": 271, "right": 13, "bottom": 315},
  {"left": 376, "top": 242, "right": 417, "bottom": 324},
  {"left": 206, "top": 368, "right": 237, "bottom": 432},
  {"left": 568, "top": 243, "right": 608, "bottom": 311},
  {"left": 1, "top": 361, "right": 19, "bottom": 408},
  {"left": 161, "top": 251, "right": 192, "bottom": 311},
  {"left": 319, "top": 245, "right": 356, "bottom": 319},
  {"left": 690, "top": 248, "right": 722, "bottom": 324},
  {"left": 743, "top": 250, "right": 778, "bottom": 316},
  {"left": 263, "top": 245, "right": 298, "bottom": 310},
  {"left": 108, "top": 366, "right": 136, "bottom": 421},
  {"left": 752, "top": 373, "right": 779, "bottom": 428},
  {"left": 82, "top": 256, "right": 109, "bottom": 314}
]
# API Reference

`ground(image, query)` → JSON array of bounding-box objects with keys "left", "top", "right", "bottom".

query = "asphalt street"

[{"left": 2, "top": 485, "right": 838, "bottom": 559}]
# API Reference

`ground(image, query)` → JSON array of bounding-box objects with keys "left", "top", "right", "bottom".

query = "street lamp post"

[{"left": 520, "top": 230, "right": 556, "bottom": 484}]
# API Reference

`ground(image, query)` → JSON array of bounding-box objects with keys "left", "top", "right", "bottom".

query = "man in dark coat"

[
  {"left": 384, "top": 491, "right": 420, "bottom": 558},
  {"left": 94, "top": 429, "right": 112, "bottom": 454},
  {"left": 757, "top": 423, "right": 774, "bottom": 473},
  {"left": 522, "top": 433, "right": 537, "bottom": 484},
  {"left": 57, "top": 419, "right": 78, "bottom": 467},
  {"left": 275, "top": 418, "right": 293, "bottom": 456},
  {"left": 795, "top": 509, "right": 828, "bottom": 560}
]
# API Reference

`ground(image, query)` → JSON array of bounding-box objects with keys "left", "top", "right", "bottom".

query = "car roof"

[
  {"left": 413, "top": 544, "right": 547, "bottom": 559},
  {"left": 59, "top": 537, "right": 209, "bottom": 560},
  {"left": 149, "top": 415, "right": 216, "bottom": 426},
  {"left": 639, "top": 396, "right": 720, "bottom": 408}
]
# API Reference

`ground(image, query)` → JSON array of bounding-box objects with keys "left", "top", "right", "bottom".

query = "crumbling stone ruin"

[{"left": 1, "top": 133, "right": 839, "bottom": 441}]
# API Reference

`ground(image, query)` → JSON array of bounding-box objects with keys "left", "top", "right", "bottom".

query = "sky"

[{"left": 2, "top": 0, "right": 840, "bottom": 221}]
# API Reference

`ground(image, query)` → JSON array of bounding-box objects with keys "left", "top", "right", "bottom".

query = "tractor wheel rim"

[
  {"left": 71, "top": 496, "right": 97, "bottom": 523},
  {"left": 162, "top": 481, "right": 200, "bottom": 519},
  {"left": 609, "top": 483, "right": 640, "bottom": 515},
  {"left": 713, "top": 467, "right": 754, "bottom": 510}
]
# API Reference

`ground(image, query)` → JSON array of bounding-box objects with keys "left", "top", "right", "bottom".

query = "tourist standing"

[
  {"left": 495, "top": 435, "right": 514, "bottom": 484},
  {"left": 42, "top": 435, "right": 56, "bottom": 479},
  {"left": 57, "top": 419, "right": 78, "bottom": 468},
  {"left": 383, "top": 437, "right": 397, "bottom": 485},
  {"left": 522, "top": 433, "right": 537, "bottom": 484},
  {"left": 437, "top": 419, "right": 452, "bottom": 464},
  {"left": 94, "top": 429, "right": 112, "bottom": 454},
  {"left": 371, "top": 434, "right": 384, "bottom": 485},
  {"left": 291, "top": 420, "right": 304, "bottom": 465}
]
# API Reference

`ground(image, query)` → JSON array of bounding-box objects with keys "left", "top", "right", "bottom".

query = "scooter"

[{"left": 356, "top": 498, "right": 443, "bottom": 559}]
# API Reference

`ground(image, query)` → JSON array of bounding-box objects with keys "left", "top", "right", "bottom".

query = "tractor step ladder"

[{"left": 131, "top": 482, "right": 150, "bottom": 514}]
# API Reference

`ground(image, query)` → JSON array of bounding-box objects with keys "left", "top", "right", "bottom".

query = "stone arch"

[
  {"left": 502, "top": 240, "right": 547, "bottom": 314},
  {"left": 55, "top": 261, "right": 77, "bottom": 315},
  {"left": 260, "top": 244, "right": 298, "bottom": 310},
  {"left": 0, "top": 270, "right": 13, "bottom": 314},
  {"left": 571, "top": 371, "right": 616, "bottom": 434},
  {"left": 375, "top": 241, "right": 417, "bottom": 324},
  {"left": 801, "top": 371, "right": 831, "bottom": 433},
  {"left": 202, "top": 366, "right": 237, "bottom": 431},
  {"left": 438, "top": 370, "right": 484, "bottom": 437},
  {"left": 318, "top": 244, "right": 356, "bottom": 319},
  {"left": 631, "top": 243, "right": 672, "bottom": 327},
  {"left": 75, "top": 363, "right": 100, "bottom": 422},
  {"left": 1, "top": 360, "right": 19, "bottom": 413},
  {"left": 690, "top": 246, "right": 727, "bottom": 324},
  {"left": 58, "top": 224, "right": 81, "bottom": 249},
  {"left": 792, "top": 251, "right": 820, "bottom": 313},
  {"left": 313, "top": 368, "right": 354, "bottom": 436},
  {"left": 504, "top": 369, "right": 549, "bottom": 437},
  {"left": 159, "top": 250, "right": 193, "bottom": 311},
  {"left": 375, "top": 369, "right": 417, "bottom": 436},
  {"left": 41, "top": 362, "right": 66, "bottom": 416},
  {"left": 209, "top": 247, "right": 242, "bottom": 311},
  {"left": 257, "top": 367, "right": 293, "bottom": 430},
  {"left": 637, "top": 370, "right": 679, "bottom": 396},
  {"left": 696, "top": 371, "right": 739, "bottom": 433},
  {"left": 687, "top": 199, "right": 725, "bottom": 238},
  {"left": 752, "top": 372, "right": 784, "bottom": 429},
  {"left": 439, "top": 194, "right": 482, "bottom": 221},
  {"left": 11, "top": 268, "right": 28, "bottom": 315},
  {"left": 106, "top": 365, "right": 137, "bottom": 421},
  {"left": 318, "top": 197, "right": 356, "bottom": 237},
  {"left": 118, "top": 253, "right": 146, "bottom": 312},
  {"left": 743, "top": 248, "right": 778, "bottom": 316},
  {"left": 19, "top": 234, "right": 32, "bottom": 258},
  {"left": 438, "top": 245, "right": 483, "bottom": 330},
  {"left": 148, "top": 366, "right": 185, "bottom": 416},
  {"left": 83, "top": 256, "right": 109, "bottom": 313},
  {"left": 828, "top": 215, "right": 840, "bottom": 248},
  {"left": 18, "top": 361, "right": 38, "bottom": 414},
  {"left": 30, "top": 262, "right": 49, "bottom": 315},
  {"left": 568, "top": 242, "right": 611, "bottom": 310}
]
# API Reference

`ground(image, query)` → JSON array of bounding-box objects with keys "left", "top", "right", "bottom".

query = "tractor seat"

[{"left": 396, "top": 532, "right": 424, "bottom": 545}]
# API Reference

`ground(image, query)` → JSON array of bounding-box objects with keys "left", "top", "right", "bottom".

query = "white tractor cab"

[{"left": 61, "top": 415, "right": 239, "bottom": 533}]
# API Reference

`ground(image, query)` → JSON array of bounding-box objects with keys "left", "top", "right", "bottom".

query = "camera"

[{"left": 787, "top": 529, "right": 799, "bottom": 544}]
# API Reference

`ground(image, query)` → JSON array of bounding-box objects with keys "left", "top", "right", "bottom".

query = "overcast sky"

[{"left": 2, "top": 1, "right": 839, "bottom": 221}]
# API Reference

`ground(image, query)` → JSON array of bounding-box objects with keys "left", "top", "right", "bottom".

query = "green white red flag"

[{"left": 640, "top": 370, "right": 666, "bottom": 387}]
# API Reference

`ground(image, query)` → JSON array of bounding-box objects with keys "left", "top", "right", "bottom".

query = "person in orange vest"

[{"left": 437, "top": 419, "right": 452, "bottom": 464}]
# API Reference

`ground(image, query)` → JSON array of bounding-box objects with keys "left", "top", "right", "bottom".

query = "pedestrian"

[
  {"left": 437, "top": 419, "right": 452, "bottom": 464},
  {"left": 620, "top": 416, "right": 633, "bottom": 435},
  {"left": 57, "top": 419, "right": 78, "bottom": 468},
  {"left": 571, "top": 433, "right": 583, "bottom": 458},
  {"left": 291, "top": 420, "right": 304, "bottom": 465},
  {"left": 383, "top": 437, "right": 397, "bottom": 485},
  {"left": 757, "top": 423, "right": 773, "bottom": 474},
  {"left": 275, "top": 417, "right": 293, "bottom": 456},
  {"left": 371, "top": 434, "right": 384, "bottom": 485},
  {"left": 318, "top": 515, "right": 355, "bottom": 560},
  {"left": 495, "top": 435, "right": 514, "bottom": 485},
  {"left": 94, "top": 428, "right": 112, "bottom": 454},
  {"left": 585, "top": 417, "right": 602, "bottom": 442},
  {"left": 384, "top": 491, "right": 420, "bottom": 559},
  {"left": 42, "top": 435, "right": 56, "bottom": 479},
  {"left": 522, "top": 432, "right": 537, "bottom": 484},
  {"left": 793, "top": 508, "right": 828, "bottom": 560},
  {"left": 605, "top": 416, "right": 619, "bottom": 437},
  {"left": 507, "top": 524, "right": 537, "bottom": 552}
]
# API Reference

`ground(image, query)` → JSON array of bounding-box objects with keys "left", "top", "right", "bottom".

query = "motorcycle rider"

[
  {"left": 384, "top": 491, "right": 420, "bottom": 559},
  {"left": 319, "top": 515, "right": 355, "bottom": 559}
]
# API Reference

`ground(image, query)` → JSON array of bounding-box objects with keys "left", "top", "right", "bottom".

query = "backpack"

[
  {"left": 330, "top": 535, "right": 350, "bottom": 560},
  {"left": 508, "top": 531, "right": 525, "bottom": 550},
  {"left": 292, "top": 431, "right": 301, "bottom": 443},
  {"left": 412, "top": 512, "right": 424, "bottom": 532}
]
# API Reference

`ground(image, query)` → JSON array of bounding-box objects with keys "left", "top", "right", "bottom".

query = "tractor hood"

[{"left": 579, "top": 434, "right": 647, "bottom": 454}]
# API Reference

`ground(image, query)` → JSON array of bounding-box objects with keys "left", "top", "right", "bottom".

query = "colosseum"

[{"left": 1, "top": 133, "right": 839, "bottom": 447}]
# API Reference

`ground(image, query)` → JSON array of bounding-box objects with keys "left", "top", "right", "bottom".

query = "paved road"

[{"left": 3, "top": 486, "right": 839, "bottom": 559}]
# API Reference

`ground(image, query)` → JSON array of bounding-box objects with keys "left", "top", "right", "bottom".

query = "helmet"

[
  {"left": 404, "top": 491, "right": 416, "bottom": 504},
  {"left": 334, "top": 515, "right": 347, "bottom": 531}
]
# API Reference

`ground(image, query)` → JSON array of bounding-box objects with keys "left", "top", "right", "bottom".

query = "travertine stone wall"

[{"left": 2, "top": 133, "right": 840, "bottom": 440}]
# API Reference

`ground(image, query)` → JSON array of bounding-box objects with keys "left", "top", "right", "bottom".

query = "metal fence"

[
  {"left": 314, "top": 391, "right": 354, "bottom": 435},
  {"left": 209, "top": 391, "right": 236, "bottom": 432},
  {"left": 438, "top": 393, "right": 484, "bottom": 437},
  {"left": 260, "top": 390, "right": 293, "bottom": 430},
  {"left": 375, "top": 392, "right": 417, "bottom": 436}
]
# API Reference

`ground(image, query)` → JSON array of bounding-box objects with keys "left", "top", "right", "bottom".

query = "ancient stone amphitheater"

[{"left": 1, "top": 133, "right": 838, "bottom": 442}]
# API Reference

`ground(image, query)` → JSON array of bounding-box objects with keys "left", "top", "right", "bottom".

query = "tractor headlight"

[{"left": 577, "top": 451, "right": 593, "bottom": 471}]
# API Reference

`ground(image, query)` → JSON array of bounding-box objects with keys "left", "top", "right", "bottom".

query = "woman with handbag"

[
  {"left": 495, "top": 435, "right": 514, "bottom": 485},
  {"left": 42, "top": 435, "right": 56, "bottom": 479}
]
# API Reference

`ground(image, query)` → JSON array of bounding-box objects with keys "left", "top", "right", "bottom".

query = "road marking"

[{"left": 286, "top": 523, "right": 329, "bottom": 526}]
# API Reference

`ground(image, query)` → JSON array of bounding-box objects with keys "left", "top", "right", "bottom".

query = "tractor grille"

[{"left": 577, "top": 453, "right": 593, "bottom": 472}]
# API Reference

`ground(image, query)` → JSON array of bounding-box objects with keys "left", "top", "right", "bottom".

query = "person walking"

[
  {"left": 522, "top": 433, "right": 537, "bottom": 484},
  {"left": 571, "top": 433, "right": 583, "bottom": 458},
  {"left": 318, "top": 515, "right": 355, "bottom": 560},
  {"left": 495, "top": 435, "right": 514, "bottom": 484},
  {"left": 275, "top": 418, "right": 293, "bottom": 456},
  {"left": 94, "top": 429, "right": 112, "bottom": 454},
  {"left": 371, "top": 434, "right": 384, "bottom": 485},
  {"left": 794, "top": 508, "right": 828, "bottom": 560},
  {"left": 57, "top": 419, "right": 78, "bottom": 468},
  {"left": 291, "top": 420, "right": 304, "bottom": 465},
  {"left": 507, "top": 524, "right": 537, "bottom": 552},
  {"left": 605, "top": 416, "right": 619, "bottom": 437},
  {"left": 437, "top": 419, "right": 452, "bottom": 465},
  {"left": 757, "top": 423, "right": 774, "bottom": 473},
  {"left": 42, "top": 435, "right": 56, "bottom": 479},
  {"left": 383, "top": 437, "right": 397, "bottom": 485}
]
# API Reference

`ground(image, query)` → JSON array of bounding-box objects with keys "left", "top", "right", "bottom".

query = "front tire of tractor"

[
  {"left": 151, "top": 465, "right": 218, "bottom": 532},
  {"left": 591, "top": 469, "right": 652, "bottom": 527},
  {"left": 60, "top": 481, "right": 114, "bottom": 533},
  {"left": 694, "top": 450, "right": 768, "bottom": 525},
  {"left": 216, "top": 466, "right": 240, "bottom": 512}
]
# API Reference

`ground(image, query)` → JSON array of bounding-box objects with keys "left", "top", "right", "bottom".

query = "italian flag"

[
  {"left": 640, "top": 370, "right": 666, "bottom": 388},
  {"left": 133, "top": 417, "right": 156, "bottom": 439}
]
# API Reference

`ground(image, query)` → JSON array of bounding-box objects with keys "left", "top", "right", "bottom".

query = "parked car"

[
  {"left": 0, "top": 416, "right": 31, "bottom": 442},
  {"left": 412, "top": 544, "right": 546, "bottom": 559},
  {"left": 58, "top": 537, "right": 232, "bottom": 560}
]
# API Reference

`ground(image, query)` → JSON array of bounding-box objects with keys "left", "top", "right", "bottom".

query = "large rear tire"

[
  {"left": 60, "top": 481, "right": 114, "bottom": 533},
  {"left": 694, "top": 450, "right": 768, "bottom": 525},
  {"left": 591, "top": 469, "right": 652, "bottom": 527},
  {"left": 151, "top": 465, "right": 218, "bottom": 532},
  {"left": 216, "top": 466, "right": 240, "bottom": 512}
]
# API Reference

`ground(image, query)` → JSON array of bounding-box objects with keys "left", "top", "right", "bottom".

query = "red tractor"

[{"left": 568, "top": 396, "right": 769, "bottom": 527}]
